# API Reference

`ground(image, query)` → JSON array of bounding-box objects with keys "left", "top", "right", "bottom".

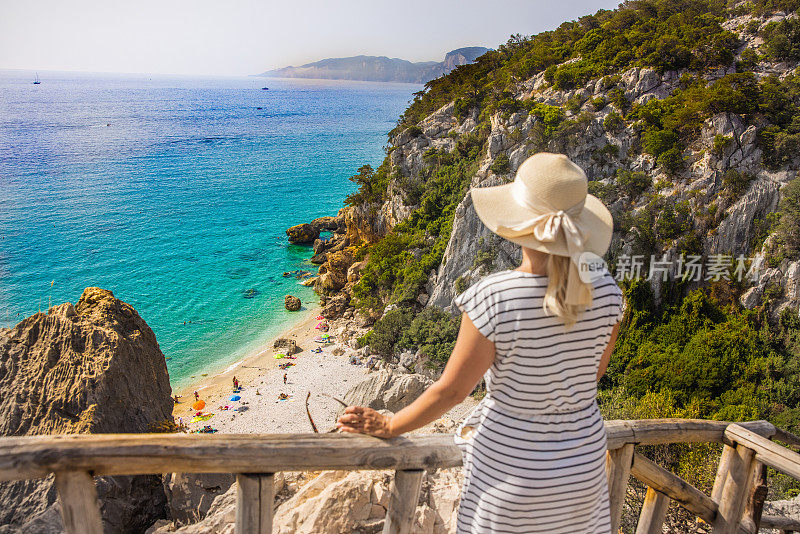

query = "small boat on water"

[
  {"left": 32, "top": 73, "right": 41, "bottom": 85},
  {"left": 261, "top": 86, "right": 268, "bottom": 90}
]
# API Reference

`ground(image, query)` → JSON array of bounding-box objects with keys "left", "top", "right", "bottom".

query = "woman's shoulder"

[
  {"left": 455, "top": 270, "right": 524, "bottom": 304},
  {"left": 473, "top": 269, "right": 538, "bottom": 293},
  {"left": 592, "top": 268, "right": 622, "bottom": 293}
]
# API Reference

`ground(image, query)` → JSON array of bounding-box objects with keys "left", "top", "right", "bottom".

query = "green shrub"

[
  {"left": 490, "top": 153, "right": 510, "bottom": 174},
  {"left": 351, "top": 146, "right": 482, "bottom": 314},
  {"left": 345, "top": 164, "right": 391, "bottom": 206},
  {"left": 454, "top": 275, "right": 469, "bottom": 296},
  {"left": 762, "top": 17, "right": 800, "bottom": 62},
  {"left": 721, "top": 169, "right": 754, "bottom": 203},
  {"left": 616, "top": 169, "right": 652, "bottom": 199},
  {"left": 656, "top": 146, "right": 684, "bottom": 174},
  {"left": 712, "top": 134, "right": 733, "bottom": 157},
  {"left": 603, "top": 112, "right": 624, "bottom": 132},
  {"left": 603, "top": 281, "right": 800, "bottom": 427},
  {"left": 592, "top": 96, "right": 606, "bottom": 111},
  {"left": 364, "top": 307, "right": 414, "bottom": 358},
  {"left": 397, "top": 307, "right": 461, "bottom": 368},
  {"left": 407, "top": 125, "right": 423, "bottom": 138},
  {"left": 737, "top": 47, "right": 759, "bottom": 71},
  {"left": 643, "top": 129, "right": 679, "bottom": 158},
  {"left": 775, "top": 174, "right": 800, "bottom": 257}
]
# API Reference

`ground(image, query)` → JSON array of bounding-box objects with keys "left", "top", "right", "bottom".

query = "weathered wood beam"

[
  {"left": 605, "top": 419, "right": 774, "bottom": 450},
  {"left": 712, "top": 444, "right": 757, "bottom": 534},
  {"left": 726, "top": 424, "right": 800, "bottom": 480},
  {"left": 607, "top": 443, "right": 634, "bottom": 533},
  {"left": 635, "top": 486, "right": 670, "bottom": 534},
  {"left": 630, "top": 452, "right": 717, "bottom": 524},
  {"left": 235, "top": 473, "right": 274, "bottom": 534},
  {"left": 383, "top": 469, "right": 424, "bottom": 534},
  {"left": 54, "top": 471, "right": 103, "bottom": 534},
  {"left": 0, "top": 433, "right": 461, "bottom": 481},
  {"left": 760, "top": 514, "right": 800, "bottom": 530},
  {"left": 0, "top": 420, "right": 778, "bottom": 483}
]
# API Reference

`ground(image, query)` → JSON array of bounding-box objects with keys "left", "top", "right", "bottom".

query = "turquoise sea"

[{"left": 0, "top": 70, "right": 419, "bottom": 387}]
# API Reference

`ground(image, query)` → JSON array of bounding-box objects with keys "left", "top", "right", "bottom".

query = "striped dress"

[{"left": 453, "top": 269, "right": 623, "bottom": 534}]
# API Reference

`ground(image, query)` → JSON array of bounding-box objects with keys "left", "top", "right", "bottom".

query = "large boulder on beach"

[
  {"left": 0, "top": 287, "right": 173, "bottom": 533},
  {"left": 284, "top": 295, "right": 302, "bottom": 311},
  {"left": 273, "top": 338, "right": 299, "bottom": 355},
  {"left": 286, "top": 223, "right": 319, "bottom": 244}
]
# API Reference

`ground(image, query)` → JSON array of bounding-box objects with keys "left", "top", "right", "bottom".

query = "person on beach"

[
  {"left": 194, "top": 391, "right": 199, "bottom": 402},
  {"left": 283, "top": 373, "right": 287, "bottom": 384},
  {"left": 337, "top": 153, "right": 623, "bottom": 533},
  {"left": 232, "top": 376, "right": 238, "bottom": 390}
]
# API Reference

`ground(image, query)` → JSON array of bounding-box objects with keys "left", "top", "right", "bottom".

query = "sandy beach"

[
  {"left": 172, "top": 305, "right": 360, "bottom": 433},
  {"left": 172, "top": 306, "right": 477, "bottom": 434}
]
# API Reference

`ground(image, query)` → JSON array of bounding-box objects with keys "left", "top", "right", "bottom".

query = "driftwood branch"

[
  {"left": 321, "top": 392, "right": 348, "bottom": 407},
  {"left": 305, "top": 391, "right": 318, "bottom": 433}
]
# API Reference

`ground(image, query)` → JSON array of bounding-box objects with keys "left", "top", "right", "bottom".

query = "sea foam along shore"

[{"left": 173, "top": 306, "right": 371, "bottom": 433}]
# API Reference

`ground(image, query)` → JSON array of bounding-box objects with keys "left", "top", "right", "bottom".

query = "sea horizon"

[{"left": 0, "top": 69, "right": 420, "bottom": 388}]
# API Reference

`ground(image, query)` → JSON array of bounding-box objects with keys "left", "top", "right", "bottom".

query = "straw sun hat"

[{"left": 470, "top": 152, "right": 613, "bottom": 306}]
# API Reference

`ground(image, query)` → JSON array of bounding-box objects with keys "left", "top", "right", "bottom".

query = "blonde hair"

[{"left": 542, "top": 254, "right": 587, "bottom": 328}]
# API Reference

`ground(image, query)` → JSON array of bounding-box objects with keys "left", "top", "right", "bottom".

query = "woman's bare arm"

[
  {"left": 597, "top": 322, "right": 620, "bottom": 380},
  {"left": 336, "top": 313, "right": 496, "bottom": 438}
]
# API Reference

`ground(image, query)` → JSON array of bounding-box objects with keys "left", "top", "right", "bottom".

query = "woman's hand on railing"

[{"left": 336, "top": 406, "right": 395, "bottom": 438}]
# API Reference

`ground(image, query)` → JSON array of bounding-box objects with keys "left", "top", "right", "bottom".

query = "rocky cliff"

[
  {"left": 0, "top": 287, "right": 174, "bottom": 533},
  {"left": 258, "top": 47, "right": 490, "bottom": 84}
]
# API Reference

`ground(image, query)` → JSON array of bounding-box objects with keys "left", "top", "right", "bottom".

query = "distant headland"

[{"left": 257, "top": 46, "right": 490, "bottom": 83}]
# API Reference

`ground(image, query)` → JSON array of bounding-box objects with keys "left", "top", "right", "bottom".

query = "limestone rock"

[
  {"left": 428, "top": 186, "right": 521, "bottom": 312},
  {"left": 285, "top": 223, "right": 319, "bottom": 244},
  {"left": 341, "top": 370, "right": 433, "bottom": 414},
  {"left": 273, "top": 338, "right": 299, "bottom": 355},
  {"left": 0, "top": 287, "right": 173, "bottom": 532},
  {"left": 310, "top": 216, "right": 341, "bottom": 233},
  {"left": 284, "top": 295, "right": 301, "bottom": 311},
  {"left": 322, "top": 293, "right": 351, "bottom": 320},
  {"left": 347, "top": 260, "right": 368, "bottom": 283},
  {"left": 709, "top": 180, "right": 781, "bottom": 256},
  {"left": 162, "top": 473, "right": 235, "bottom": 525},
  {"left": 315, "top": 248, "right": 356, "bottom": 294}
]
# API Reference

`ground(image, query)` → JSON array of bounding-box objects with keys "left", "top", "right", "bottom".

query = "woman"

[{"left": 337, "top": 153, "right": 623, "bottom": 533}]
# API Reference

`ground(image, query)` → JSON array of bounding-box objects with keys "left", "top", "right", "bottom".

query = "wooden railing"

[{"left": 2, "top": 419, "right": 800, "bottom": 533}]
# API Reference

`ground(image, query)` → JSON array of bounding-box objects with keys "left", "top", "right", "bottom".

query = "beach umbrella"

[
  {"left": 230, "top": 395, "right": 241, "bottom": 401},
  {"left": 192, "top": 400, "right": 205, "bottom": 411},
  {"left": 274, "top": 353, "right": 286, "bottom": 359}
]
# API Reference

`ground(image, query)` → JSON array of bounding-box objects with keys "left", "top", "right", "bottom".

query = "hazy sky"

[{"left": 0, "top": 0, "right": 621, "bottom": 76}]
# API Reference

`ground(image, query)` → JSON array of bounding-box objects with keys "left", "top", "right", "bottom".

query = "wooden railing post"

[
  {"left": 54, "top": 471, "right": 103, "bottom": 534},
  {"left": 712, "top": 443, "right": 757, "bottom": 534},
  {"left": 383, "top": 469, "right": 424, "bottom": 534},
  {"left": 635, "top": 486, "right": 670, "bottom": 534},
  {"left": 606, "top": 443, "right": 634, "bottom": 534},
  {"left": 235, "top": 473, "right": 274, "bottom": 534},
  {"left": 742, "top": 463, "right": 768, "bottom": 532}
]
